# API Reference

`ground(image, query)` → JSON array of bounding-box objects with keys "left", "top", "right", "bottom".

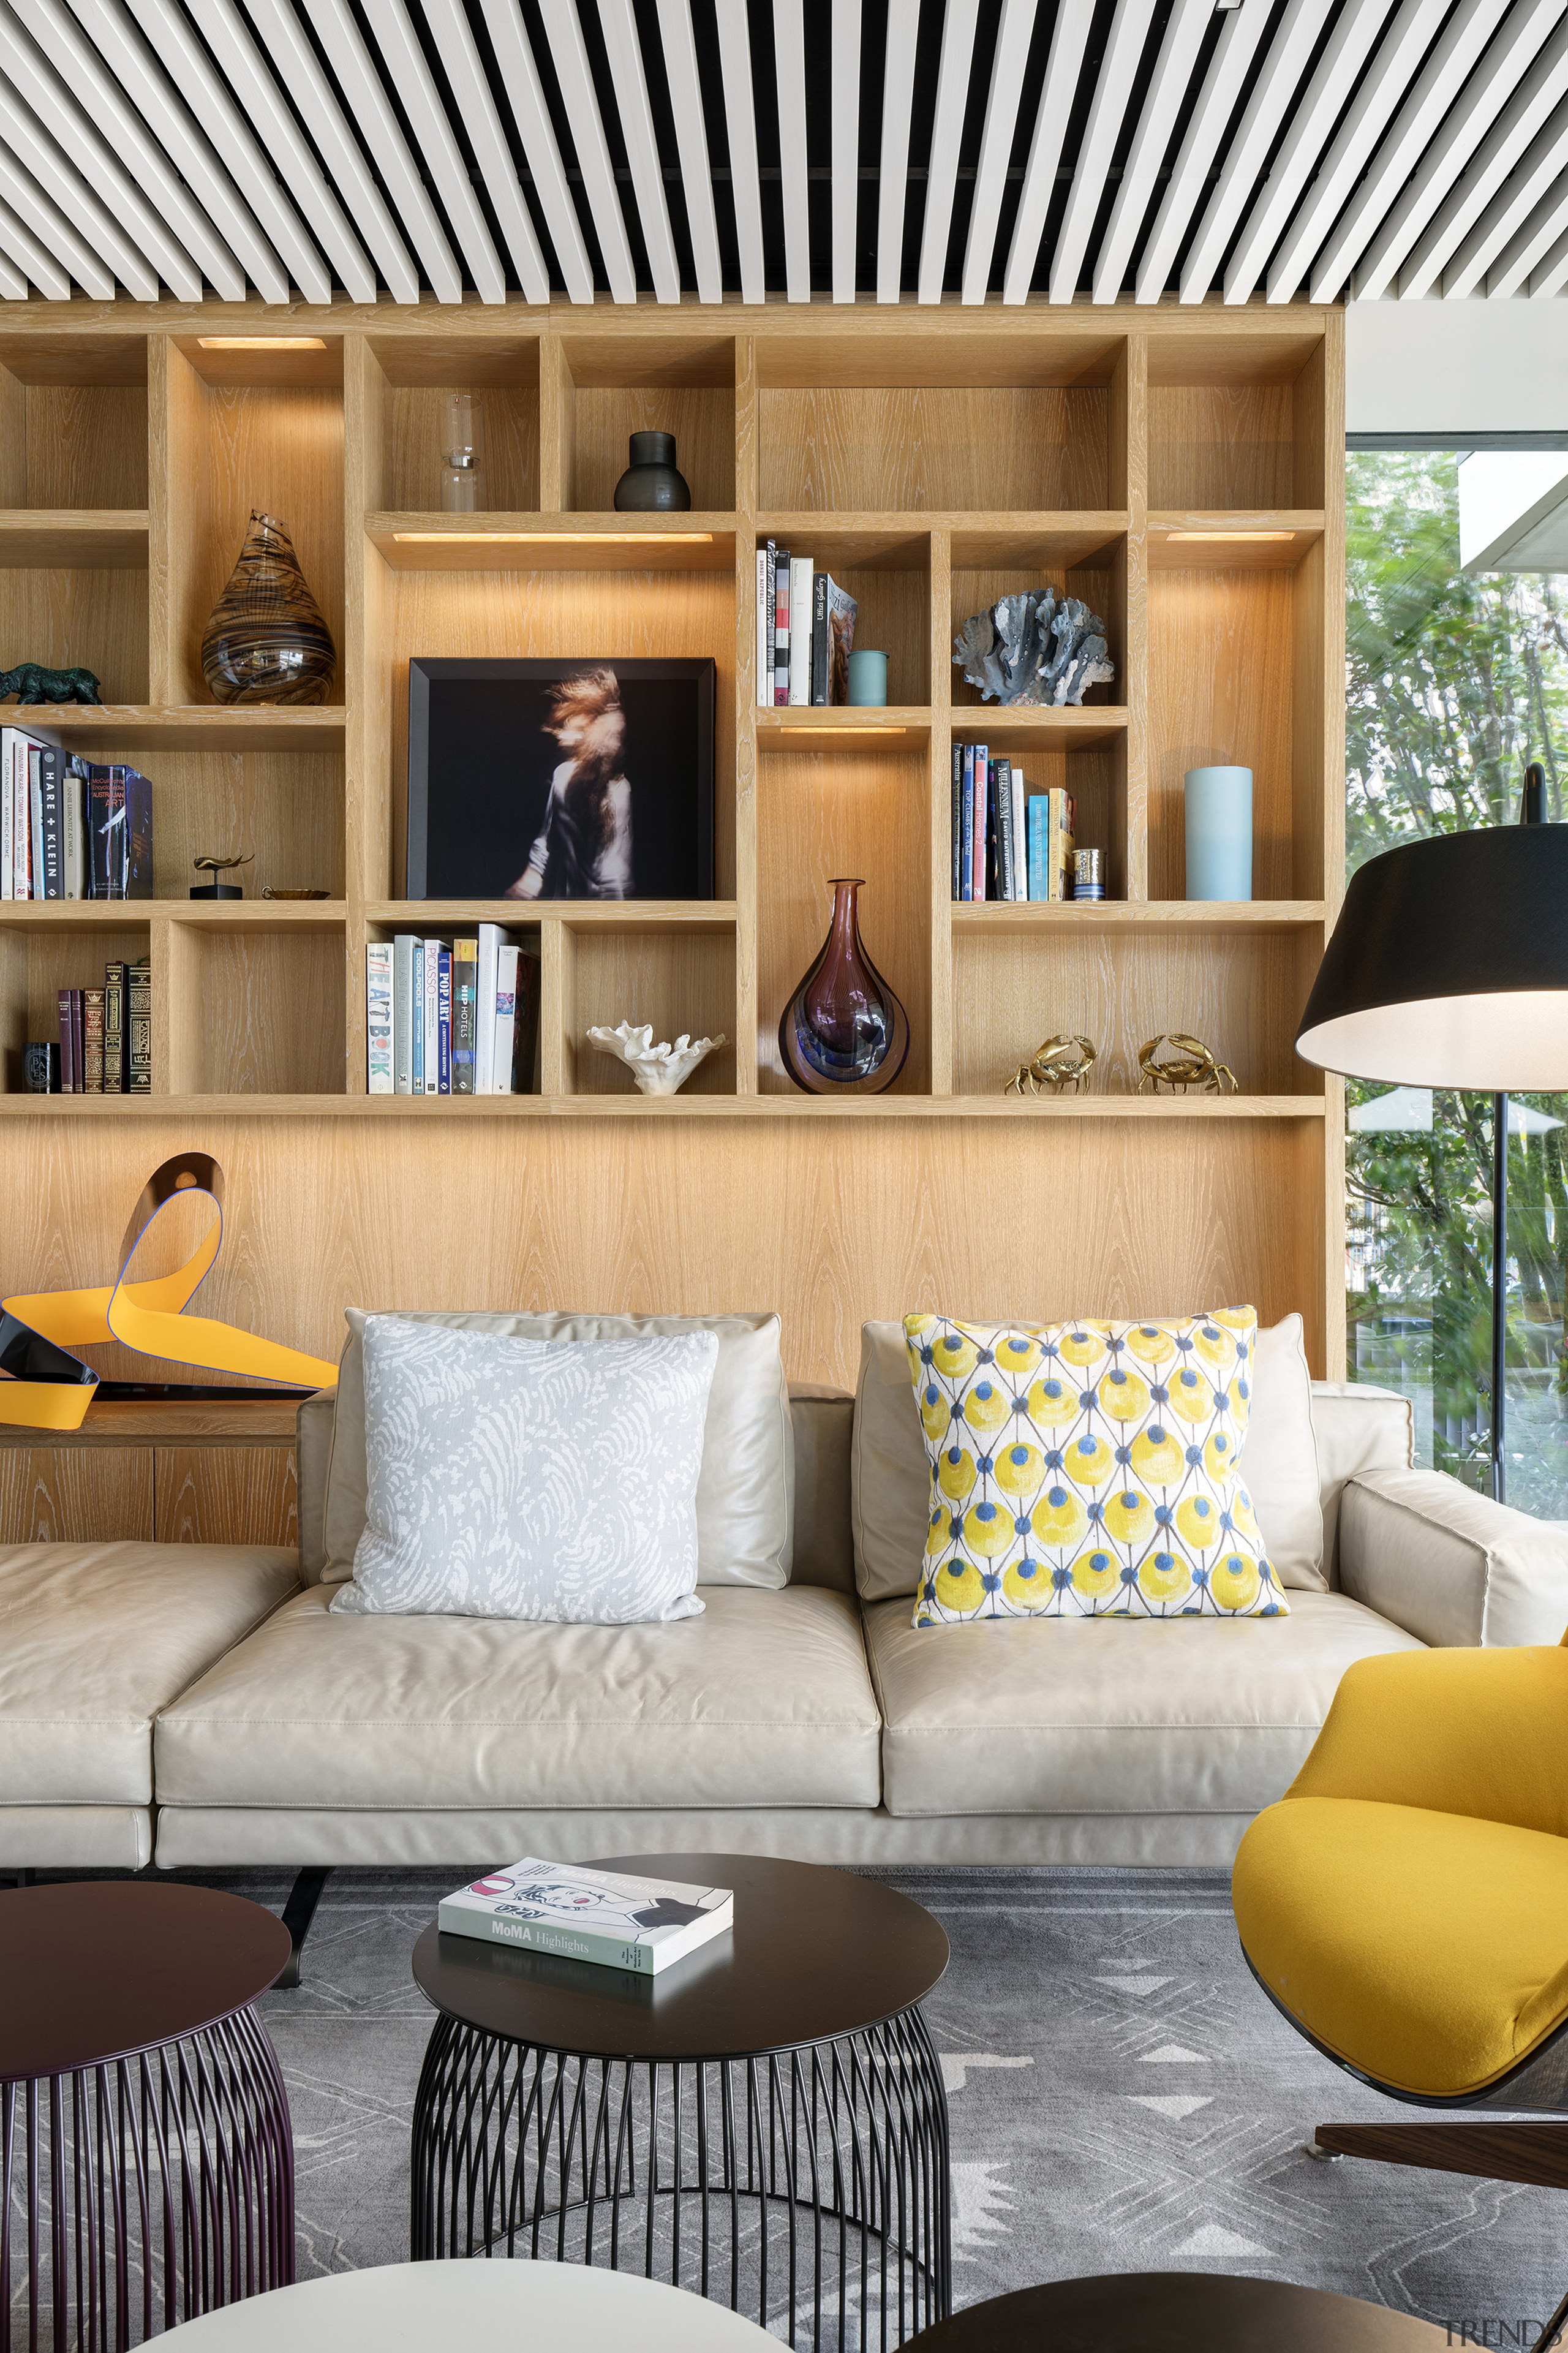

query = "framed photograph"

[{"left": 406, "top": 657, "right": 716, "bottom": 902}]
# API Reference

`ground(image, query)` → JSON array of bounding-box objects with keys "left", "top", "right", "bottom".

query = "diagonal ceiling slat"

[{"left": 1, "top": 0, "right": 1566, "bottom": 308}]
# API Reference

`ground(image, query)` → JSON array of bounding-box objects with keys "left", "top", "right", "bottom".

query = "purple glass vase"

[{"left": 779, "top": 877, "right": 910, "bottom": 1094}]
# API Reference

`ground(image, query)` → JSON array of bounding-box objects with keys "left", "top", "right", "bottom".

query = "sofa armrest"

[{"left": 1339, "top": 1467, "right": 1568, "bottom": 1646}]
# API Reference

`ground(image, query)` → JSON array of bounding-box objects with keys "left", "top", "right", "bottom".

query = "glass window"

[{"left": 1346, "top": 448, "right": 1568, "bottom": 1509}]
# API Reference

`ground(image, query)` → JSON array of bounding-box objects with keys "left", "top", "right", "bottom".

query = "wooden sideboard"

[{"left": 0, "top": 1401, "right": 299, "bottom": 1548}]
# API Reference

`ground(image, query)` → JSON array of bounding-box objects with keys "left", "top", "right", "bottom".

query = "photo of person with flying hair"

[{"left": 507, "top": 666, "right": 633, "bottom": 901}]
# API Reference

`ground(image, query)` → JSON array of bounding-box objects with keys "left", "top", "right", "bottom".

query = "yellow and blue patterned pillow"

[{"left": 905, "top": 1310, "right": 1286, "bottom": 1625}]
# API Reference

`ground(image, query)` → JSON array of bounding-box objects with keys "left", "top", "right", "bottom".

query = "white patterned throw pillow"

[{"left": 331, "top": 1318, "right": 719, "bottom": 1623}]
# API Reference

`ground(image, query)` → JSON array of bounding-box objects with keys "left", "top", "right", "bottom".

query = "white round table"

[{"left": 173, "top": 2261, "right": 775, "bottom": 2351}]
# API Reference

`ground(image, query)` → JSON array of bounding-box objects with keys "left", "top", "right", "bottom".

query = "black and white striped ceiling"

[{"left": 1, "top": 0, "right": 1566, "bottom": 306}]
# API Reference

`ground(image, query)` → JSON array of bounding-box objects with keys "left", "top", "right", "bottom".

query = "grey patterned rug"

[{"left": 226, "top": 1864, "right": 1556, "bottom": 2341}]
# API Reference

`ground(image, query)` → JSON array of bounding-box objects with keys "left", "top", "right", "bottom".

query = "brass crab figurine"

[
  {"left": 1005, "top": 1033, "right": 1097, "bottom": 1096},
  {"left": 1138, "top": 1032, "right": 1238, "bottom": 1094}
]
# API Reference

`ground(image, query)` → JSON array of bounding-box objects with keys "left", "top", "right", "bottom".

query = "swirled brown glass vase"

[
  {"left": 778, "top": 876, "right": 910, "bottom": 1094},
  {"left": 201, "top": 510, "right": 336, "bottom": 704}
]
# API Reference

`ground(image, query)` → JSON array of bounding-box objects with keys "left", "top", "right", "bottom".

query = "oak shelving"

[{"left": 0, "top": 299, "right": 1346, "bottom": 1373}]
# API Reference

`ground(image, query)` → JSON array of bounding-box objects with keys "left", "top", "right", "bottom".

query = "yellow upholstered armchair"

[{"left": 1233, "top": 1635, "right": 1568, "bottom": 2322}]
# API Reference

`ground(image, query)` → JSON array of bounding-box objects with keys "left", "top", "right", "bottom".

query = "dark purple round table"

[
  {"left": 409, "top": 1854, "right": 951, "bottom": 2352},
  {"left": 911, "top": 2272, "right": 1453, "bottom": 2349},
  {"left": 0, "top": 1882, "right": 295, "bottom": 2353}
]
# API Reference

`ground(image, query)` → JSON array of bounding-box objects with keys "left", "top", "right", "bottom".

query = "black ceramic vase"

[
  {"left": 614, "top": 431, "right": 692, "bottom": 512},
  {"left": 201, "top": 511, "right": 336, "bottom": 705},
  {"left": 779, "top": 878, "right": 910, "bottom": 1095}
]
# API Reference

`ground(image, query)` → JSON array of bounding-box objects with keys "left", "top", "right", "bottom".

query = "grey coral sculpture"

[{"left": 952, "top": 587, "right": 1115, "bottom": 707}]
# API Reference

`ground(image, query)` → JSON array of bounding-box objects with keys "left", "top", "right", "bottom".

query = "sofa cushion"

[
  {"left": 0, "top": 1543, "right": 300, "bottom": 1806},
  {"left": 323, "top": 1309, "right": 793, "bottom": 1592},
  {"left": 862, "top": 1588, "right": 1423, "bottom": 1820},
  {"left": 1310, "top": 1383, "right": 1413, "bottom": 1585},
  {"left": 155, "top": 1584, "right": 883, "bottom": 1811},
  {"left": 853, "top": 1313, "right": 1324, "bottom": 1604}
]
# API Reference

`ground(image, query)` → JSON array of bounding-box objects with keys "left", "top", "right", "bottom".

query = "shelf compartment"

[
  {"left": 380, "top": 565, "right": 737, "bottom": 903},
  {"left": 367, "top": 333, "right": 540, "bottom": 513},
  {"left": 951, "top": 918, "right": 1325, "bottom": 1100},
  {"left": 0, "top": 565, "right": 149, "bottom": 704},
  {"left": 951, "top": 527, "right": 1126, "bottom": 715},
  {"left": 555, "top": 333, "right": 737, "bottom": 513},
  {"left": 556, "top": 909, "right": 736, "bottom": 1099},
  {"left": 944, "top": 725, "right": 1129, "bottom": 902},
  {"left": 1148, "top": 552, "right": 1327, "bottom": 901},
  {"left": 756, "top": 333, "right": 1121, "bottom": 513},
  {"left": 165, "top": 342, "right": 344, "bottom": 706},
  {"left": 0, "top": 914, "right": 151, "bottom": 1095},
  {"left": 757, "top": 739, "right": 931, "bottom": 1096},
  {"left": 1147, "top": 330, "right": 1327, "bottom": 511},
  {"left": 362, "top": 912, "right": 543, "bottom": 1098},
  {"left": 0, "top": 334, "right": 149, "bottom": 511},
  {"left": 164, "top": 915, "right": 345, "bottom": 1098},
  {"left": 368, "top": 513, "right": 737, "bottom": 572},
  {"left": 756, "top": 521, "right": 932, "bottom": 706},
  {"left": 1150, "top": 513, "right": 1325, "bottom": 569}
]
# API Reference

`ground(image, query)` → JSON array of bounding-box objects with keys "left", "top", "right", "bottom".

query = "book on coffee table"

[{"left": 438, "top": 1858, "right": 733, "bottom": 1976}]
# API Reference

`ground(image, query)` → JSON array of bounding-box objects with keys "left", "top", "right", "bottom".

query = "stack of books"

[
  {"left": 756, "top": 542, "right": 859, "bottom": 706},
  {"left": 49, "top": 957, "right": 151, "bottom": 1094},
  {"left": 952, "top": 744, "right": 1077, "bottom": 903},
  {"left": 438, "top": 1857, "right": 734, "bottom": 1977},
  {"left": 2, "top": 725, "right": 153, "bottom": 901},
  {"left": 367, "top": 925, "right": 541, "bottom": 1095}
]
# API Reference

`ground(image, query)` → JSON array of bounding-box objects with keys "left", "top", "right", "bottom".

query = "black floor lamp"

[{"left": 1296, "top": 763, "right": 1568, "bottom": 1504}]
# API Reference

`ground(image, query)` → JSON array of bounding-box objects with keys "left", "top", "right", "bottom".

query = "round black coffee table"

[
  {"left": 0, "top": 1881, "right": 295, "bottom": 2351},
  {"left": 409, "top": 1854, "right": 951, "bottom": 2352},
  {"left": 911, "top": 2272, "right": 1452, "bottom": 2348}
]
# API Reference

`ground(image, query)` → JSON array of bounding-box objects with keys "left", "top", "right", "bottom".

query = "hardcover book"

[
  {"left": 492, "top": 941, "right": 519, "bottom": 1095},
  {"left": 437, "top": 1858, "right": 733, "bottom": 1977},
  {"left": 788, "top": 555, "right": 813, "bottom": 704},
  {"left": 81, "top": 986, "right": 105, "bottom": 1093},
  {"left": 39, "top": 744, "right": 63, "bottom": 899},
  {"left": 57, "top": 987, "right": 75, "bottom": 1094},
  {"left": 366, "top": 942, "right": 394, "bottom": 1093},
  {"left": 773, "top": 543, "right": 790, "bottom": 705},
  {"left": 392, "top": 934, "right": 416, "bottom": 1095},
  {"left": 437, "top": 946, "right": 451, "bottom": 1094},
  {"left": 61, "top": 756, "right": 89, "bottom": 899},
  {"left": 824, "top": 575, "right": 858, "bottom": 704},
  {"left": 451, "top": 937, "right": 477, "bottom": 1094},
  {"left": 104, "top": 962, "right": 127, "bottom": 1095},
  {"left": 127, "top": 957, "right": 151, "bottom": 1093}
]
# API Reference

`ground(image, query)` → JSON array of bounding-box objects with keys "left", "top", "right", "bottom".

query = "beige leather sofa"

[{"left": 4, "top": 1348, "right": 1567, "bottom": 1880}]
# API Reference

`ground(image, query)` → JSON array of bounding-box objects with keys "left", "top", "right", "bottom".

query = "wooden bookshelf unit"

[{"left": 0, "top": 301, "right": 1346, "bottom": 1424}]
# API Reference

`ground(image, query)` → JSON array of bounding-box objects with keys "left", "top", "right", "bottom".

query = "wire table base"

[
  {"left": 1, "top": 2008, "right": 295, "bottom": 2353},
  {"left": 409, "top": 2006, "right": 951, "bottom": 2352}
]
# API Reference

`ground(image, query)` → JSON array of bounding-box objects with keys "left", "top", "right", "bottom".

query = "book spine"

[
  {"left": 28, "top": 745, "right": 42, "bottom": 899},
  {"left": 973, "top": 746, "right": 989, "bottom": 902},
  {"left": 57, "top": 986, "right": 75, "bottom": 1093},
  {"left": 811, "top": 573, "right": 828, "bottom": 704},
  {"left": 1012, "top": 765, "right": 1027, "bottom": 901},
  {"left": 81, "top": 986, "right": 105, "bottom": 1092},
  {"left": 996, "top": 756, "right": 1014, "bottom": 902},
  {"left": 69, "top": 988, "right": 83, "bottom": 1086},
  {"left": 423, "top": 937, "right": 440, "bottom": 1095},
  {"left": 124, "top": 766, "right": 153, "bottom": 897},
  {"left": 128, "top": 960, "right": 151, "bottom": 1092},
  {"left": 951, "top": 746, "right": 962, "bottom": 901},
  {"left": 366, "top": 942, "right": 394, "bottom": 1093},
  {"left": 475, "top": 924, "right": 500, "bottom": 1094},
  {"left": 960, "top": 744, "right": 974, "bottom": 904},
  {"left": 436, "top": 1901, "right": 656, "bottom": 1975},
  {"left": 85, "top": 769, "right": 111, "bottom": 900},
  {"left": 61, "top": 758, "right": 85, "bottom": 899},
  {"left": 437, "top": 948, "right": 451, "bottom": 1093},
  {"left": 452, "top": 940, "right": 477, "bottom": 1094},
  {"left": 410, "top": 940, "right": 426, "bottom": 1092},
  {"left": 516, "top": 950, "right": 541, "bottom": 1093},
  {"left": 773, "top": 545, "right": 790, "bottom": 706},
  {"left": 492, "top": 942, "right": 519, "bottom": 1094},
  {"left": 1026, "top": 796, "right": 1047, "bottom": 902},
  {"left": 1, "top": 734, "right": 12, "bottom": 900},
  {"left": 102, "top": 962, "right": 125, "bottom": 1095},
  {"left": 788, "top": 557, "right": 812, "bottom": 704},
  {"left": 39, "top": 746, "right": 62, "bottom": 899},
  {"left": 392, "top": 934, "right": 414, "bottom": 1095},
  {"left": 760, "top": 542, "right": 774, "bottom": 709},
  {"left": 105, "top": 767, "right": 127, "bottom": 899}
]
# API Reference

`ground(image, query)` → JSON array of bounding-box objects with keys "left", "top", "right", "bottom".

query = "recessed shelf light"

[
  {"left": 197, "top": 336, "right": 328, "bottom": 350},
  {"left": 777, "top": 725, "right": 910, "bottom": 737},
  {"left": 391, "top": 529, "right": 716, "bottom": 545},
  {"left": 1165, "top": 529, "right": 1295, "bottom": 542}
]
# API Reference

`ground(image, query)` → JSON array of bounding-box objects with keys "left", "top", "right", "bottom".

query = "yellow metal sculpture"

[
  {"left": 1138, "top": 1032, "right": 1238, "bottom": 1094},
  {"left": 0, "top": 1152, "right": 339, "bottom": 1430},
  {"left": 1005, "top": 1033, "right": 1098, "bottom": 1096}
]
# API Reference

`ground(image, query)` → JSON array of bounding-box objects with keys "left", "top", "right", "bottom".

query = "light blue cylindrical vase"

[
  {"left": 1184, "top": 766, "right": 1253, "bottom": 901},
  {"left": 846, "top": 649, "right": 888, "bottom": 707}
]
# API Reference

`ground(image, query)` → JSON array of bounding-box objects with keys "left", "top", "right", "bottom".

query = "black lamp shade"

[{"left": 1297, "top": 826, "right": 1568, "bottom": 1089}]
